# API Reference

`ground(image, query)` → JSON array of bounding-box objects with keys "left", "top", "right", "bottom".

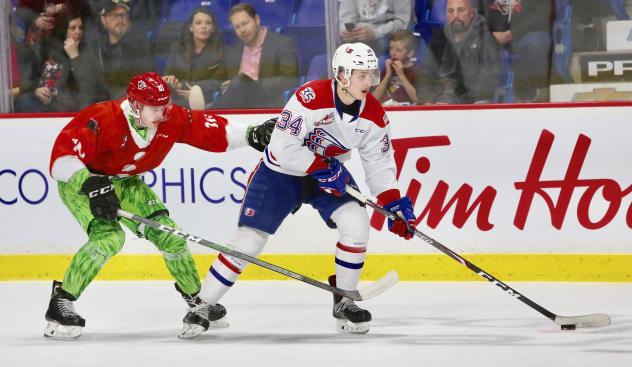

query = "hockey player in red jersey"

[
  {"left": 197, "top": 43, "right": 417, "bottom": 334},
  {"left": 44, "top": 72, "right": 275, "bottom": 339}
]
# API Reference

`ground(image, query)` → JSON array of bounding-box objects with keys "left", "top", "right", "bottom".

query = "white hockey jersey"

[{"left": 264, "top": 79, "right": 401, "bottom": 203}]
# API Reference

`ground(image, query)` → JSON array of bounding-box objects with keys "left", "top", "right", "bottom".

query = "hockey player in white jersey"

[{"left": 198, "top": 43, "right": 417, "bottom": 335}]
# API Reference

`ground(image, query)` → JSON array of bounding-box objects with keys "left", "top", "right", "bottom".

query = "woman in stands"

[
  {"left": 162, "top": 7, "right": 227, "bottom": 109},
  {"left": 15, "top": 9, "right": 85, "bottom": 112}
]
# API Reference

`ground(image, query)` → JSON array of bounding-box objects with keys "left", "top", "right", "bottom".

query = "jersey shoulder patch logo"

[
  {"left": 86, "top": 118, "right": 99, "bottom": 132},
  {"left": 304, "top": 128, "right": 349, "bottom": 157},
  {"left": 299, "top": 87, "right": 316, "bottom": 103}
]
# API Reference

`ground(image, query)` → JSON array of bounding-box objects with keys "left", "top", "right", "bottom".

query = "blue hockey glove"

[
  {"left": 384, "top": 196, "right": 416, "bottom": 240},
  {"left": 310, "top": 158, "right": 350, "bottom": 197}
]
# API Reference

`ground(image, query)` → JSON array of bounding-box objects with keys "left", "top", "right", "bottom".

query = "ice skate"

[
  {"left": 44, "top": 281, "right": 85, "bottom": 339},
  {"left": 328, "top": 275, "right": 372, "bottom": 334},
  {"left": 176, "top": 283, "right": 228, "bottom": 339}
]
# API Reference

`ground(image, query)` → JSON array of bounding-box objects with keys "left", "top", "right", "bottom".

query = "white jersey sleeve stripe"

[
  {"left": 225, "top": 122, "right": 248, "bottom": 150},
  {"left": 51, "top": 155, "right": 87, "bottom": 183}
]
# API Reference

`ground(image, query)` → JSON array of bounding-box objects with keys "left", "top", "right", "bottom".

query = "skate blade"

[
  {"left": 208, "top": 316, "right": 229, "bottom": 329},
  {"left": 178, "top": 323, "right": 206, "bottom": 339},
  {"left": 44, "top": 321, "right": 82, "bottom": 339},
  {"left": 336, "top": 319, "right": 369, "bottom": 334},
  {"left": 178, "top": 317, "right": 230, "bottom": 339}
]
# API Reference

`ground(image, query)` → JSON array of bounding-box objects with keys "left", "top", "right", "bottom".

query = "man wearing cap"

[{"left": 75, "top": 0, "right": 154, "bottom": 107}]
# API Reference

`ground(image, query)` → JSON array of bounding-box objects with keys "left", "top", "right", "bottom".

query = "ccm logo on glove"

[{"left": 86, "top": 184, "right": 114, "bottom": 198}]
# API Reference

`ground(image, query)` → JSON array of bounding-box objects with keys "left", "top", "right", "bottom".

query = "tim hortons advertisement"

[{"left": 0, "top": 105, "right": 631, "bottom": 254}]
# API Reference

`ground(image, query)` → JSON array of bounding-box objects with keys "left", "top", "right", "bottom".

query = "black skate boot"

[
  {"left": 175, "top": 283, "right": 228, "bottom": 339},
  {"left": 328, "top": 275, "right": 372, "bottom": 334},
  {"left": 44, "top": 280, "right": 85, "bottom": 339}
]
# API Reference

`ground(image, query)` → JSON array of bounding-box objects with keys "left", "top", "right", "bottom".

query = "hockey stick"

[
  {"left": 344, "top": 186, "right": 611, "bottom": 329},
  {"left": 117, "top": 209, "right": 397, "bottom": 301}
]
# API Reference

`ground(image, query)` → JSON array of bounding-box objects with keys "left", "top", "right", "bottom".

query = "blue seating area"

[
  {"left": 553, "top": 0, "right": 631, "bottom": 84},
  {"left": 12, "top": 0, "right": 632, "bottom": 108}
]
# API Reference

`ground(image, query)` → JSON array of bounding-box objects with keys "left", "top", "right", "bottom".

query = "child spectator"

[{"left": 372, "top": 30, "right": 420, "bottom": 105}]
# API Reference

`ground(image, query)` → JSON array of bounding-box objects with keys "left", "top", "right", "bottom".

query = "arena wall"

[{"left": 1, "top": 103, "right": 631, "bottom": 281}]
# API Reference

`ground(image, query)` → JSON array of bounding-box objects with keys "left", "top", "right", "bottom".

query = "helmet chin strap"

[
  {"left": 342, "top": 85, "right": 360, "bottom": 101},
  {"left": 129, "top": 100, "right": 148, "bottom": 129},
  {"left": 337, "top": 77, "right": 360, "bottom": 102}
]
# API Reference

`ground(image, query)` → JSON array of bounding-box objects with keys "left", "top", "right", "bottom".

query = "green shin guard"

[
  {"left": 145, "top": 215, "right": 201, "bottom": 295},
  {"left": 62, "top": 221, "right": 125, "bottom": 298}
]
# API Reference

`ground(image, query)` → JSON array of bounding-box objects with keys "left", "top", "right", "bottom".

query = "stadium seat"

[
  {"left": 280, "top": 25, "right": 327, "bottom": 76},
  {"left": 413, "top": 0, "right": 430, "bottom": 41},
  {"left": 165, "top": 0, "right": 233, "bottom": 22},
  {"left": 425, "top": 0, "right": 447, "bottom": 30},
  {"left": 552, "top": 0, "right": 573, "bottom": 82},
  {"left": 234, "top": 0, "right": 293, "bottom": 32},
  {"left": 494, "top": 49, "right": 515, "bottom": 103},
  {"left": 306, "top": 53, "right": 329, "bottom": 81},
  {"left": 610, "top": 0, "right": 630, "bottom": 20},
  {"left": 291, "top": 0, "right": 325, "bottom": 26}
]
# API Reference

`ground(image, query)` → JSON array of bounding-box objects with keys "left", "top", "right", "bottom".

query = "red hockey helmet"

[{"left": 127, "top": 72, "right": 171, "bottom": 106}]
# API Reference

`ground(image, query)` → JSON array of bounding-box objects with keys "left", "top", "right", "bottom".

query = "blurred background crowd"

[{"left": 2, "top": 0, "right": 632, "bottom": 113}]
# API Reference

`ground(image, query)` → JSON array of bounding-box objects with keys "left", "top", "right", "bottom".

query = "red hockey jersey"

[{"left": 50, "top": 98, "right": 246, "bottom": 181}]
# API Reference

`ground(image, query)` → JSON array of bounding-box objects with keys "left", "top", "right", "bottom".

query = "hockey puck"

[{"left": 561, "top": 324, "right": 576, "bottom": 330}]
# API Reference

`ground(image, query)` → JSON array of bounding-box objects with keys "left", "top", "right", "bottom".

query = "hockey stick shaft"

[
  {"left": 344, "top": 186, "right": 610, "bottom": 328},
  {"left": 117, "top": 209, "right": 396, "bottom": 301}
]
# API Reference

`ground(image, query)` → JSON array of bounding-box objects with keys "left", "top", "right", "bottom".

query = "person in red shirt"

[{"left": 44, "top": 71, "right": 274, "bottom": 339}]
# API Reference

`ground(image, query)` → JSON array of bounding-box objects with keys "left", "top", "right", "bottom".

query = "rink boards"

[{"left": 1, "top": 103, "right": 631, "bottom": 281}]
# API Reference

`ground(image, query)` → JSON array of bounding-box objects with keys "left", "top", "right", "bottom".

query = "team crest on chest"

[
  {"left": 315, "top": 112, "right": 335, "bottom": 126},
  {"left": 304, "top": 128, "right": 349, "bottom": 157},
  {"left": 299, "top": 87, "right": 316, "bottom": 103}
]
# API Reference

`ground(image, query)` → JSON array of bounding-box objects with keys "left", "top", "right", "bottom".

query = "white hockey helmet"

[{"left": 332, "top": 43, "right": 380, "bottom": 87}]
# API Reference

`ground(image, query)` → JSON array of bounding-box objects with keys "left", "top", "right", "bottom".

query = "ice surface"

[{"left": 1, "top": 281, "right": 631, "bottom": 367}]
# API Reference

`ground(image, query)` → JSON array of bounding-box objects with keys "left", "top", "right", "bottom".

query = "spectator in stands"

[
  {"left": 16, "top": 0, "right": 86, "bottom": 45},
  {"left": 338, "top": 0, "right": 414, "bottom": 56},
  {"left": 9, "top": 0, "right": 30, "bottom": 108},
  {"left": 83, "top": 0, "right": 165, "bottom": 42},
  {"left": 416, "top": 0, "right": 502, "bottom": 104},
  {"left": 373, "top": 29, "right": 420, "bottom": 105},
  {"left": 213, "top": 3, "right": 298, "bottom": 109},
  {"left": 478, "top": 0, "right": 553, "bottom": 102},
  {"left": 163, "top": 8, "right": 226, "bottom": 110},
  {"left": 75, "top": 0, "right": 154, "bottom": 107},
  {"left": 15, "top": 10, "right": 86, "bottom": 112}
]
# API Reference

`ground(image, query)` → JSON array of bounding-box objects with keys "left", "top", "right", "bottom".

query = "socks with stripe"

[{"left": 334, "top": 242, "right": 367, "bottom": 291}]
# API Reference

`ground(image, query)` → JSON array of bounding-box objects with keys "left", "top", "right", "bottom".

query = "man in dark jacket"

[
  {"left": 213, "top": 3, "right": 298, "bottom": 109},
  {"left": 75, "top": 0, "right": 154, "bottom": 107},
  {"left": 416, "top": 0, "right": 502, "bottom": 104},
  {"left": 478, "top": 0, "right": 553, "bottom": 102}
]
